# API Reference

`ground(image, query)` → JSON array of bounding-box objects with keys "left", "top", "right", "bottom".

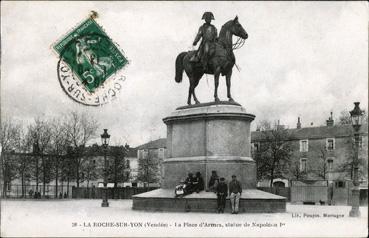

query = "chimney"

[
  {"left": 297, "top": 117, "right": 302, "bottom": 129},
  {"left": 326, "top": 112, "right": 334, "bottom": 126}
]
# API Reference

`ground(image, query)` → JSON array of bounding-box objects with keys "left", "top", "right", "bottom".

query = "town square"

[{"left": 1, "top": 1, "right": 368, "bottom": 237}]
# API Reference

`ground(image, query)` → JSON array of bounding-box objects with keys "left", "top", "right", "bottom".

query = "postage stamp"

[{"left": 52, "top": 14, "right": 128, "bottom": 106}]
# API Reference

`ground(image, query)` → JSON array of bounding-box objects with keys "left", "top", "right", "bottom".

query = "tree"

[
  {"left": 254, "top": 121, "right": 293, "bottom": 187},
  {"left": 60, "top": 147, "right": 75, "bottom": 196},
  {"left": 338, "top": 110, "right": 368, "bottom": 125},
  {"left": 0, "top": 118, "right": 22, "bottom": 197},
  {"left": 107, "top": 145, "right": 130, "bottom": 187},
  {"left": 82, "top": 144, "right": 100, "bottom": 188},
  {"left": 64, "top": 111, "right": 99, "bottom": 187},
  {"left": 137, "top": 149, "right": 159, "bottom": 188},
  {"left": 15, "top": 129, "right": 33, "bottom": 198},
  {"left": 312, "top": 147, "right": 328, "bottom": 180},
  {"left": 337, "top": 136, "right": 368, "bottom": 182},
  {"left": 289, "top": 159, "right": 307, "bottom": 181},
  {"left": 49, "top": 118, "right": 70, "bottom": 198},
  {"left": 26, "top": 117, "right": 53, "bottom": 197}
]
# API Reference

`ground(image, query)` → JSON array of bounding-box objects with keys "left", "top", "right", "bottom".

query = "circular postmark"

[{"left": 56, "top": 32, "right": 128, "bottom": 106}]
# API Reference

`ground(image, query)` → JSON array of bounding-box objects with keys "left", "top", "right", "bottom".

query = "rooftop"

[
  {"left": 136, "top": 138, "right": 167, "bottom": 150},
  {"left": 251, "top": 123, "right": 368, "bottom": 141}
]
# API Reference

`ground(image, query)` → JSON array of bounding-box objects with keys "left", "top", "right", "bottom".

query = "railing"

[
  {"left": 257, "top": 187, "right": 291, "bottom": 201},
  {"left": 72, "top": 187, "right": 159, "bottom": 199},
  {"left": 0, "top": 184, "right": 74, "bottom": 199}
]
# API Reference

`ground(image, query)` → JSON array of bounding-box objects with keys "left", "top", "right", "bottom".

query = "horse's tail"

[{"left": 175, "top": 52, "right": 186, "bottom": 83}]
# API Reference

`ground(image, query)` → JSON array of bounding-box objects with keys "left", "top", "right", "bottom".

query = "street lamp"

[
  {"left": 349, "top": 102, "right": 363, "bottom": 217},
  {"left": 101, "top": 129, "right": 110, "bottom": 207}
]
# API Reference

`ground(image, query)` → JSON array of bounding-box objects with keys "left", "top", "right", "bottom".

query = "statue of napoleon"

[{"left": 175, "top": 12, "right": 248, "bottom": 105}]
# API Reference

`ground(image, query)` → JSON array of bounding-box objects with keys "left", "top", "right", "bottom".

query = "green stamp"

[{"left": 53, "top": 16, "right": 128, "bottom": 94}]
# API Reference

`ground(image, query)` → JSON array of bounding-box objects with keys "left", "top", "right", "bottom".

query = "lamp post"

[
  {"left": 101, "top": 129, "right": 110, "bottom": 207},
  {"left": 349, "top": 102, "right": 363, "bottom": 217}
]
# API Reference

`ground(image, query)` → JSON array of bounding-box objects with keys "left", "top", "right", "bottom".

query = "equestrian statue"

[{"left": 175, "top": 12, "right": 248, "bottom": 105}]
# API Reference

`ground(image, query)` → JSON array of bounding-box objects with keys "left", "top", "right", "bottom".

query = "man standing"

[
  {"left": 229, "top": 175, "right": 242, "bottom": 214},
  {"left": 190, "top": 12, "right": 218, "bottom": 71},
  {"left": 216, "top": 177, "right": 228, "bottom": 213}
]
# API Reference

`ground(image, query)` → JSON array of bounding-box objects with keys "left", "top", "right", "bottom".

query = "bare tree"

[
  {"left": 107, "top": 145, "right": 130, "bottom": 187},
  {"left": 64, "top": 111, "right": 99, "bottom": 187},
  {"left": 254, "top": 121, "right": 292, "bottom": 187},
  {"left": 338, "top": 110, "right": 368, "bottom": 125},
  {"left": 27, "top": 117, "right": 53, "bottom": 197},
  {"left": 337, "top": 136, "right": 368, "bottom": 182},
  {"left": 137, "top": 149, "right": 159, "bottom": 188},
  {"left": 15, "top": 129, "right": 33, "bottom": 198},
  {"left": 49, "top": 118, "right": 70, "bottom": 198},
  {"left": 0, "top": 118, "right": 22, "bottom": 197},
  {"left": 313, "top": 148, "right": 328, "bottom": 180},
  {"left": 289, "top": 159, "right": 307, "bottom": 181}
]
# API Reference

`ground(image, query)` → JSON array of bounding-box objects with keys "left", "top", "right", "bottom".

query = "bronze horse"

[{"left": 175, "top": 16, "right": 248, "bottom": 105}]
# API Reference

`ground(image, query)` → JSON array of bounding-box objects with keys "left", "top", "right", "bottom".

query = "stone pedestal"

[
  {"left": 132, "top": 102, "right": 286, "bottom": 213},
  {"left": 162, "top": 103, "right": 256, "bottom": 188}
]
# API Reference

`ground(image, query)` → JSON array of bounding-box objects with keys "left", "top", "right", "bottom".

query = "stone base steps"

[{"left": 132, "top": 189, "right": 286, "bottom": 213}]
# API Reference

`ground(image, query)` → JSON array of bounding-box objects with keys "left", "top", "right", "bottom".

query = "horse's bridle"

[{"left": 233, "top": 37, "right": 245, "bottom": 50}]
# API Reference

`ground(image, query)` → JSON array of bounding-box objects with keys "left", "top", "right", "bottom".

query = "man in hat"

[
  {"left": 216, "top": 177, "right": 228, "bottom": 213},
  {"left": 190, "top": 12, "right": 218, "bottom": 71},
  {"left": 207, "top": 170, "right": 219, "bottom": 193},
  {"left": 184, "top": 173, "right": 196, "bottom": 195},
  {"left": 229, "top": 175, "right": 242, "bottom": 214}
]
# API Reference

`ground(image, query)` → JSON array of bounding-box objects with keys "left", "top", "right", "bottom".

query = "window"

[
  {"left": 326, "top": 138, "right": 335, "bottom": 151},
  {"left": 335, "top": 181, "right": 345, "bottom": 188},
  {"left": 358, "top": 136, "right": 363, "bottom": 149},
  {"left": 300, "top": 158, "right": 307, "bottom": 172},
  {"left": 158, "top": 148, "right": 165, "bottom": 158},
  {"left": 327, "top": 159, "right": 333, "bottom": 171},
  {"left": 300, "top": 140, "right": 308, "bottom": 152},
  {"left": 251, "top": 142, "right": 260, "bottom": 152},
  {"left": 352, "top": 136, "right": 363, "bottom": 149}
]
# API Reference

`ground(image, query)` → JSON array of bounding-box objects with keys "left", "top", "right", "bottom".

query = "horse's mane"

[
  {"left": 219, "top": 20, "right": 234, "bottom": 37},
  {"left": 218, "top": 20, "right": 234, "bottom": 48}
]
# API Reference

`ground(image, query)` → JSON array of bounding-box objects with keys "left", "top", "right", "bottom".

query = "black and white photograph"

[{"left": 0, "top": 1, "right": 368, "bottom": 237}]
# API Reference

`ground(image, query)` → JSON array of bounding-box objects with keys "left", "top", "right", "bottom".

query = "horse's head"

[{"left": 231, "top": 16, "right": 248, "bottom": 40}]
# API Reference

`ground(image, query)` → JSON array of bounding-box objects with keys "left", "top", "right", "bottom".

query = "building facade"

[
  {"left": 251, "top": 115, "right": 368, "bottom": 189},
  {"left": 136, "top": 138, "right": 167, "bottom": 187}
]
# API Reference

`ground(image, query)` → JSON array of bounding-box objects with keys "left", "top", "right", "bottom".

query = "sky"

[{"left": 1, "top": 1, "right": 368, "bottom": 147}]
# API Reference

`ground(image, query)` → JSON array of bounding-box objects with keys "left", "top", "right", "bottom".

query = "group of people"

[
  {"left": 175, "top": 172, "right": 205, "bottom": 197},
  {"left": 28, "top": 189, "right": 68, "bottom": 199},
  {"left": 175, "top": 170, "right": 243, "bottom": 214}
]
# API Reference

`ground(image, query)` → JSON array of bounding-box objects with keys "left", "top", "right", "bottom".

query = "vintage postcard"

[{"left": 1, "top": 1, "right": 368, "bottom": 237}]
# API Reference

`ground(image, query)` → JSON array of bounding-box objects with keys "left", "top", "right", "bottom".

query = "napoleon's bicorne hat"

[{"left": 202, "top": 12, "right": 215, "bottom": 20}]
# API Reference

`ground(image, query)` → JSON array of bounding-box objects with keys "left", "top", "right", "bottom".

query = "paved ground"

[{"left": 1, "top": 199, "right": 367, "bottom": 237}]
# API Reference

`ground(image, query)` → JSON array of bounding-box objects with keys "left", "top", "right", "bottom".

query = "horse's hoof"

[
  {"left": 195, "top": 101, "right": 200, "bottom": 105},
  {"left": 228, "top": 98, "right": 234, "bottom": 102},
  {"left": 214, "top": 97, "right": 220, "bottom": 102}
]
